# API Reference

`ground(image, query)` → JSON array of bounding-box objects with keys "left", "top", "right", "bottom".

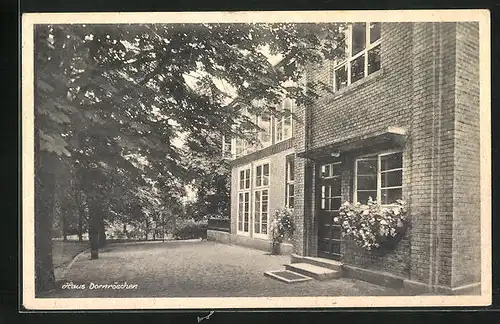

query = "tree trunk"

[
  {"left": 98, "top": 213, "right": 107, "bottom": 248},
  {"left": 62, "top": 208, "right": 68, "bottom": 242},
  {"left": 88, "top": 199, "right": 100, "bottom": 259},
  {"left": 35, "top": 151, "right": 57, "bottom": 294},
  {"left": 123, "top": 223, "right": 127, "bottom": 239},
  {"left": 76, "top": 192, "right": 85, "bottom": 242}
]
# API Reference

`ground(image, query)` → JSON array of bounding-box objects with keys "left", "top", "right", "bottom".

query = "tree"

[{"left": 33, "top": 22, "right": 346, "bottom": 293}]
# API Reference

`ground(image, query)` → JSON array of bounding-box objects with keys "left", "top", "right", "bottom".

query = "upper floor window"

[
  {"left": 275, "top": 98, "right": 294, "bottom": 143},
  {"left": 333, "top": 22, "right": 381, "bottom": 92},
  {"left": 256, "top": 114, "right": 272, "bottom": 148},
  {"left": 222, "top": 135, "right": 232, "bottom": 159},
  {"left": 354, "top": 151, "right": 402, "bottom": 205}
]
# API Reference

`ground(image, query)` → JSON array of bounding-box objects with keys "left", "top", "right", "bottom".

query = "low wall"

[
  {"left": 207, "top": 230, "right": 293, "bottom": 255},
  {"left": 207, "top": 218, "right": 230, "bottom": 232}
]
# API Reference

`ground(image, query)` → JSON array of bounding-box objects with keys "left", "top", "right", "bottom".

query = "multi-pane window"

[
  {"left": 285, "top": 155, "right": 295, "bottom": 209},
  {"left": 354, "top": 151, "right": 403, "bottom": 205},
  {"left": 222, "top": 135, "right": 232, "bottom": 159},
  {"left": 275, "top": 98, "right": 294, "bottom": 143},
  {"left": 237, "top": 166, "right": 251, "bottom": 233},
  {"left": 226, "top": 98, "right": 295, "bottom": 159},
  {"left": 254, "top": 162, "right": 270, "bottom": 236},
  {"left": 320, "top": 162, "right": 342, "bottom": 211},
  {"left": 333, "top": 22, "right": 381, "bottom": 92},
  {"left": 234, "top": 138, "right": 247, "bottom": 158},
  {"left": 256, "top": 114, "right": 272, "bottom": 148}
]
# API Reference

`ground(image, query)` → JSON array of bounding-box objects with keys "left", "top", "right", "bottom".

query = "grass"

[{"left": 52, "top": 240, "right": 89, "bottom": 280}]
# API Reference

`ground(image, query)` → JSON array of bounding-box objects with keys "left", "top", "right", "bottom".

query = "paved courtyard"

[{"left": 43, "top": 240, "right": 407, "bottom": 298}]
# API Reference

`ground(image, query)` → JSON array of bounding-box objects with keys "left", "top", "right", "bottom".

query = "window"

[
  {"left": 319, "top": 162, "right": 342, "bottom": 211},
  {"left": 354, "top": 151, "right": 403, "bottom": 205},
  {"left": 333, "top": 22, "right": 381, "bottom": 92},
  {"left": 285, "top": 155, "right": 295, "bottom": 209},
  {"left": 237, "top": 166, "right": 251, "bottom": 234},
  {"left": 254, "top": 162, "right": 270, "bottom": 237},
  {"left": 275, "top": 98, "right": 294, "bottom": 143},
  {"left": 222, "top": 135, "right": 232, "bottom": 159},
  {"left": 256, "top": 114, "right": 272, "bottom": 148}
]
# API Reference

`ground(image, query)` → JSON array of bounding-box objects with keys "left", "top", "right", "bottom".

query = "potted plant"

[
  {"left": 335, "top": 197, "right": 408, "bottom": 251},
  {"left": 269, "top": 208, "right": 295, "bottom": 255}
]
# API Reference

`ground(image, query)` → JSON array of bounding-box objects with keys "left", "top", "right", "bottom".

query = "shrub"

[
  {"left": 269, "top": 208, "right": 295, "bottom": 244},
  {"left": 173, "top": 218, "right": 208, "bottom": 240},
  {"left": 336, "top": 197, "right": 408, "bottom": 251}
]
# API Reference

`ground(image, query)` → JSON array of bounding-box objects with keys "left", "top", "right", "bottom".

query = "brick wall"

[
  {"left": 298, "top": 22, "right": 415, "bottom": 277},
  {"left": 294, "top": 22, "right": 481, "bottom": 289},
  {"left": 451, "top": 22, "right": 481, "bottom": 288}
]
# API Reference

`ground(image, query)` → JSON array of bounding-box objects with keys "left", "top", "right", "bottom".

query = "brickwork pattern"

[
  {"left": 292, "top": 22, "right": 481, "bottom": 290},
  {"left": 451, "top": 22, "right": 481, "bottom": 287}
]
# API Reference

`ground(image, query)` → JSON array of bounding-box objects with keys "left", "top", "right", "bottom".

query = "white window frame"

[
  {"left": 333, "top": 22, "right": 382, "bottom": 92},
  {"left": 353, "top": 150, "right": 403, "bottom": 206},
  {"left": 222, "top": 135, "right": 232, "bottom": 159},
  {"left": 237, "top": 164, "right": 251, "bottom": 236},
  {"left": 256, "top": 114, "right": 272, "bottom": 149},
  {"left": 253, "top": 159, "right": 270, "bottom": 239},
  {"left": 285, "top": 155, "right": 295, "bottom": 209},
  {"left": 319, "top": 162, "right": 342, "bottom": 210},
  {"left": 274, "top": 98, "right": 294, "bottom": 144}
]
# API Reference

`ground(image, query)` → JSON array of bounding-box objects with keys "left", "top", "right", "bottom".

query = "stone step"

[
  {"left": 285, "top": 262, "right": 341, "bottom": 281},
  {"left": 291, "top": 254, "right": 343, "bottom": 272}
]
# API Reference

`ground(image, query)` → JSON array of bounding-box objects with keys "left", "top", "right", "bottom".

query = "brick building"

[{"left": 209, "top": 21, "right": 481, "bottom": 294}]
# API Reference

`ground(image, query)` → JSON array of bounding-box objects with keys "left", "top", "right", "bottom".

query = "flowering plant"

[
  {"left": 269, "top": 208, "right": 295, "bottom": 244},
  {"left": 336, "top": 197, "right": 408, "bottom": 251}
]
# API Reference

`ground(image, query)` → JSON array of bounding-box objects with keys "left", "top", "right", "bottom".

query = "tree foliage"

[{"left": 33, "top": 22, "right": 345, "bottom": 292}]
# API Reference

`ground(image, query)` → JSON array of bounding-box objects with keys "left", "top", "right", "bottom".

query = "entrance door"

[{"left": 317, "top": 162, "right": 342, "bottom": 260}]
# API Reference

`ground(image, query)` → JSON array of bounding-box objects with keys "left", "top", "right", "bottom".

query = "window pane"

[
  {"left": 283, "top": 117, "right": 292, "bottom": 139},
  {"left": 283, "top": 98, "right": 292, "bottom": 110},
  {"left": 381, "top": 152, "right": 402, "bottom": 171},
  {"left": 320, "top": 165, "right": 329, "bottom": 178},
  {"left": 370, "top": 22, "right": 381, "bottom": 43},
  {"left": 331, "top": 197, "right": 342, "bottom": 211},
  {"left": 368, "top": 45, "right": 381, "bottom": 75},
  {"left": 357, "top": 191, "right": 377, "bottom": 204},
  {"left": 289, "top": 197, "right": 294, "bottom": 209},
  {"left": 357, "top": 158, "right": 377, "bottom": 175},
  {"left": 288, "top": 158, "right": 295, "bottom": 181},
  {"left": 331, "top": 177, "right": 341, "bottom": 196},
  {"left": 331, "top": 163, "right": 342, "bottom": 177},
  {"left": 351, "top": 54, "right": 365, "bottom": 83},
  {"left": 263, "top": 164, "right": 269, "bottom": 176},
  {"left": 351, "top": 23, "right": 366, "bottom": 55},
  {"left": 262, "top": 212, "right": 268, "bottom": 234},
  {"left": 381, "top": 188, "right": 402, "bottom": 205},
  {"left": 256, "top": 165, "right": 262, "bottom": 177},
  {"left": 334, "top": 64, "right": 348, "bottom": 91},
  {"left": 276, "top": 121, "right": 283, "bottom": 142},
  {"left": 357, "top": 174, "right": 377, "bottom": 190},
  {"left": 381, "top": 170, "right": 402, "bottom": 188},
  {"left": 324, "top": 185, "right": 332, "bottom": 199},
  {"left": 324, "top": 198, "right": 331, "bottom": 210}
]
